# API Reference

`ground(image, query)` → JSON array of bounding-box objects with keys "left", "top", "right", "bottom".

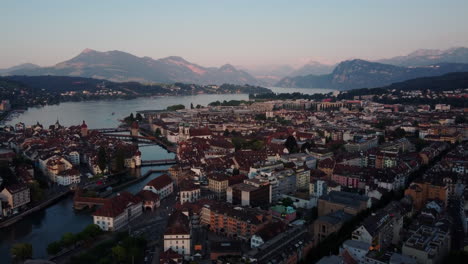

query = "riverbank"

[{"left": 0, "top": 189, "right": 71, "bottom": 229}]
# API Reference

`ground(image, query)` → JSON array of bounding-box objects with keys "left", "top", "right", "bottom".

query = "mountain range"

[
  {"left": 0, "top": 63, "right": 40, "bottom": 74},
  {"left": 376, "top": 47, "right": 468, "bottom": 66},
  {"left": 275, "top": 59, "right": 468, "bottom": 90},
  {"left": 239, "top": 62, "right": 335, "bottom": 85},
  {"left": 4, "top": 49, "right": 260, "bottom": 86},
  {"left": 2, "top": 47, "right": 468, "bottom": 89}
]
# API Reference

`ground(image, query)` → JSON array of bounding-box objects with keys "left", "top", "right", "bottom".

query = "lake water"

[{"left": 0, "top": 90, "right": 329, "bottom": 262}]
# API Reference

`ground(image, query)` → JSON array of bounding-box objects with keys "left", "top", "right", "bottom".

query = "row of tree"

[{"left": 47, "top": 224, "right": 104, "bottom": 256}]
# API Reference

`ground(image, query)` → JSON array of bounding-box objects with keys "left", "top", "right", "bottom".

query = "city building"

[
  {"left": 144, "top": 174, "right": 174, "bottom": 199},
  {"left": 226, "top": 178, "right": 271, "bottom": 207},
  {"left": 351, "top": 201, "right": 405, "bottom": 251},
  {"left": 200, "top": 202, "right": 272, "bottom": 240},
  {"left": 405, "top": 181, "right": 448, "bottom": 210},
  {"left": 179, "top": 180, "right": 201, "bottom": 204},
  {"left": 164, "top": 210, "right": 192, "bottom": 258},
  {"left": 402, "top": 225, "right": 451, "bottom": 264},
  {"left": 207, "top": 173, "right": 229, "bottom": 198},
  {"left": 314, "top": 210, "right": 353, "bottom": 243},
  {"left": 0, "top": 184, "right": 30, "bottom": 214},
  {"left": 93, "top": 192, "right": 142, "bottom": 231},
  {"left": 318, "top": 191, "right": 370, "bottom": 217}
]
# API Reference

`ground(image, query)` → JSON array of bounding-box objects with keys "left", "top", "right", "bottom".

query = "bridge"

[
  {"left": 141, "top": 159, "right": 177, "bottom": 166},
  {"left": 104, "top": 133, "right": 155, "bottom": 143},
  {"left": 102, "top": 133, "right": 177, "bottom": 152},
  {"left": 73, "top": 189, "right": 108, "bottom": 210},
  {"left": 92, "top": 128, "right": 129, "bottom": 133}
]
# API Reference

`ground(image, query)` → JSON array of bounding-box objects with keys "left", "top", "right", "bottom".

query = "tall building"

[
  {"left": 164, "top": 210, "right": 192, "bottom": 258},
  {"left": 130, "top": 121, "right": 139, "bottom": 136},
  {"left": 226, "top": 179, "right": 271, "bottom": 207},
  {"left": 80, "top": 120, "right": 88, "bottom": 137}
]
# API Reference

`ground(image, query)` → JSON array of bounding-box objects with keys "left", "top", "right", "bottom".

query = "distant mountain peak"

[
  {"left": 8, "top": 49, "right": 260, "bottom": 85},
  {"left": 219, "top": 64, "right": 236, "bottom": 71},
  {"left": 377, "top": 46, "right": 468, "bottom": 67},
  {"left": 81, "top": 48, "right": 96, "bottom": 54}
]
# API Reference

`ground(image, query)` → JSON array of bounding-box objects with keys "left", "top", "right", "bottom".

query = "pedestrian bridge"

[
  {"left": 91, "top": 128, "right": 129, "bottom": 133},
  {"left": 141, "top": 159, "right": 177, "bottom": 166},
  {"left": 73, "top": 189, "right": 108, "bottom": 210}
]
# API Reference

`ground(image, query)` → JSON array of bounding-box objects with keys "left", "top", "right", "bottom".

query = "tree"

[
  {"left": 166, "top": 104, "right": 185, "bottom": 111},
  {"left": 378, "top": 135, "right": 385, "bottom": 144},
  {"left": 392, "top": 128, "right": 406, "bottom": 139},
  {"left": 196, "top": 104, "right": 202, "bottom": 109},
  {"left": 61, "top": 232, "right": 77, "bottom": 247},
  {"left": 97, "top": 147, "right": 107, "bottom": 173},
  {"left": 114, "top": 148, "right": 126, "bottom": 172},
  {"left": 47, "top": 241, "right": 62, "bottom": 255},
  {"left": 455, "top": 115, "right": 466, "bottom": 124},
  {"left": 301, "top": 141, "right": 315, "bottom": 152},
  {"left": 190, "top": 102, "right": 194, "bottom": 109},
  {"left": 111, "top": 245, "right": 127, "bottom": 263},
  {"left": 11, "top": 243, "right": 32, "bottom": 261},
  {"left": 135, "top": 113, "right": 143, "bottom": 121},
  {"left": 284, "top": 135, "right": 298, "bottom": 153},
  {"left": 223, "top": 129, "right": 229, "bottom": 137},
  {"left": 281, "top": 197, "right": 294, "bottom": 207},
  {"left": 154, "top": 128, "right": 161, "bottom": 137},
  {"left": 28, "top": 181, "right": 45, "bottom": 202},
  {"left": 81, "top": 224, "right": 103, "bottom": 239}
]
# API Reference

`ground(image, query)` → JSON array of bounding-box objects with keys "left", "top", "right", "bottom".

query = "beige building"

[
  {"left": 164, "top": 211, "right": 191, "bottom": 258},
  {"left": 0, "top": 184, "right": 30, "bottom": 213},
  {"left": 207, "top": 173, "right": 229, "bottom": 197}
]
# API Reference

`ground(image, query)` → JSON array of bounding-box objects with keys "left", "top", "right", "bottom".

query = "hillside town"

[{"left": 0, "top": 95, "right": 467, "bottom": 264}]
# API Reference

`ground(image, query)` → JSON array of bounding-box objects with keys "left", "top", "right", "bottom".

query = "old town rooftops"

[
  {"left": 146, "top": 174, "right": 173, "bottom": 190},
  {"left": 93, "top": 192, "right": 141, "bottom": 218}
]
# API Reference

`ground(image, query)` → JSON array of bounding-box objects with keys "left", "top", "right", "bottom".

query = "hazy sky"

[{"left": 1, "top": 0, "right": 468, "bottom": 68}]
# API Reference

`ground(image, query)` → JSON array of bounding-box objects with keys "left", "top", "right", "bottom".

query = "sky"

[{"left": 1, "top": 0, "right": 468, "bottom": 69}]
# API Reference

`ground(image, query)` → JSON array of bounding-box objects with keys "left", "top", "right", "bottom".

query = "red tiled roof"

[
  {"left": 137, "top": 190, "right": 160, "bottom": 202},
  {"left": 93, "top": 192, "right": 141, "bottom": 218},
  {"left": 164, "top": 210, "right": 190, "bottom": 235},
  {"left": 146, "top": 174, "right": 173, "bottom": 190}
]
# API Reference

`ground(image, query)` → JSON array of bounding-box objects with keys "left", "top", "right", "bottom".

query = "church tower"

[
  {"left": 130, "top": 121, "right": 139, "bottom": 137},
  {"left": 81, "top": 120, "right": 88, "bottom": 137}
]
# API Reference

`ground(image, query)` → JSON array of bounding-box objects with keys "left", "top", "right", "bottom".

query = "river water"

[{"left": 0, "top": 89, "right": 329, "bottom": 262}]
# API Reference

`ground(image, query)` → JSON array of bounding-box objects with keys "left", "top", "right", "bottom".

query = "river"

[{"left": 0, "top": 89, "right": 329, "bottom": 262}]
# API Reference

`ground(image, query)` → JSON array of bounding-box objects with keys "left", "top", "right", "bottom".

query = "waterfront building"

[
  {"left": 93, "top": 192, "right": 142, "bottom": 231},
  {"left": 144, "top": 174, "right": 174, "bottom": 199},
  {"left": 0, "top": 183, "right": 30, "bottom": 214},
  {"left": 136, "top": 190, "right": 160, "bottom": 211}
]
